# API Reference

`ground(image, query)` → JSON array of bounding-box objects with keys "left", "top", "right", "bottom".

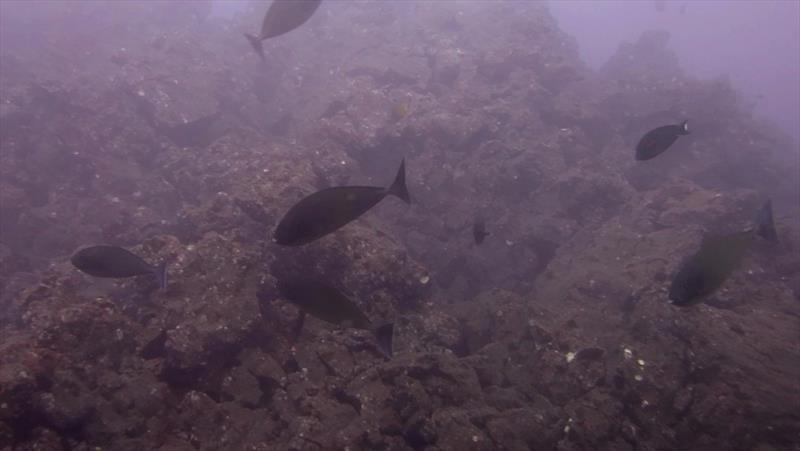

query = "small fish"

[
  {"left": 473, "top": 218, "right": 489, "bottom": 245},
  {"left": 668, "top": 201, "right": 776, "bottom": 306},
  {"left": 635, "top": 120, "right": 690, "bottom": 161},
  {"left": 277, "top": 277, "right": 394, "bottom": 358},
  {"left": 71, "top": 245, "right": 167, "bottom": 289},
  {"left": 274, "top": 159, "right": 410, "bottom": 246},
  {"left": 244, "top": 0, "right": 323, "bottom": 60},
  {"left": 390, "top": 102, "right": 409, "bottom": 121}
]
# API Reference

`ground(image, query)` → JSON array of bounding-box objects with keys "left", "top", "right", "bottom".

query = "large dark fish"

[
  {"left": 668, "top": 201, "right": 777, "bottom": 306},
  {"left": 71, "top": 245, "right": 167, "bottom": 289},
  {"left": 274, "top": 159, "right": 410, "bottom": 246},
  {"left": 473, "top": 218, "right": 489, "bottom": 245},
  {"left": 244, "top": 0, "right": 323, "bottom": 60},
  {"left": 635, "top": 120, "right": 690, "bottom": 161},
  {"left": 277, "top": 277, "right": 394, "bottom": 358}
]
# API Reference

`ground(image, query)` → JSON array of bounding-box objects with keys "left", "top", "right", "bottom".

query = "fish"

[
  {"left": 754, "top": 199, "right": 778, "bottom": 243},
  {"left": 390, "top": 102, "right": 409, "bottom": 121},
  {"left": 277, "top": 277, "right": 394, "bottom": 358},
  {"left": 244, "top": 0, "right": 323, "bottom": 60},
  {"left": 635, "top": 120, "right": 690, "bottom": 161},
  {"left": 668, "top": 200, "right": 777, "bottom": 306},
  {"left": 473, "top": 218, "right": 489, "bottom": 245},
  {"left": 71, "top": 245, "right": 167, "bottom": 289},
  {"left": 274, "top": 159, "right": 410, "bottom": 246}
]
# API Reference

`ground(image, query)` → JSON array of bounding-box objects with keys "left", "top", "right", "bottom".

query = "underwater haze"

[
  {"left": 1, "top": 1, "right": 799, "bottom": 449},
  {"left": 549, "top": 0, "right": 800, "bottom": 146}
]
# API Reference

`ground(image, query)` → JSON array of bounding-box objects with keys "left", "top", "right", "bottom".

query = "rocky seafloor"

[{"left": 1, "top": 2, "right": 799, "bottom": 450}]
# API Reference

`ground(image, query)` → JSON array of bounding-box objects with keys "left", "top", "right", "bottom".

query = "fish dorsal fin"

[{"left": 386, "top": 158, "right": 410, "bottom": 204}]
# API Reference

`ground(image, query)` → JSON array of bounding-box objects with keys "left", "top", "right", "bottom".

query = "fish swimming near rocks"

[
  {"left": 473, "top": 218, "right": 489, "bottom": 245},
  {"left": 635, "top": 120, "right": 690, "bottom": 161},
  {"left": 71, "top": 245, "right": 167, "bottom": 289},
  {"left": 244, "top": 0, "right": 323, "bottom": 60},
  {"left": 668, "top": 200, "right": 777, "bottom": 307},
  {"left": 274, "top": 159, "right": 410, "bottom": 246},
  {"left": 277, "top": 277, "right": 394, "bottom": 358}
]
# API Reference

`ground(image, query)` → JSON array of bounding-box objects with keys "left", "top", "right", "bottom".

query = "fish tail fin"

[
  {"left": 244, "top": 33, "right": 265, "bottom": 61},
  {"left": 755, "top": 199, "right": 778, "bottom": 242},
  {"left": 387, "top": 159, "right": 410, "bottom": 204},
  {"left": 679, "top": 120, "right": 690, "bottom": 134},
  {"left": 373, "top": 322, "right": 394, "bottom": 359},
  {"left": 154, "top": 261, "right": 168, "bottom": 290},
  {"left": 290, "top": 311, "right": 306, "bottom": 344}
]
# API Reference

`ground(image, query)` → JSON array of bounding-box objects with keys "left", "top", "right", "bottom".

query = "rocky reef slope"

[{"left": 1, "top": 2, "right": 798, "bottom": 450}]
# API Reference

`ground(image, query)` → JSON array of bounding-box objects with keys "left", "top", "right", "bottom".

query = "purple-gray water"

[
  {"left": 1, "top": 1, "right": 798, "bottom": 449},
  {"left": 550, "top": 0, "right": 800, "bottom": 146}
]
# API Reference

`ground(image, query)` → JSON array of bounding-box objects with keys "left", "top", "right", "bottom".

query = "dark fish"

[
  {"left": 244, "top": 0, "right": 323, "bottom": 60},
  {"left": 277, "top": 277, "right": 394, "bottom": 358},
  {"left": 668, "top": 201, "right": 776, "bottom": 306},
  {"left": 473, "top": 218, "right": 489, "bottom": 245},
  {"left": 71, "top": 245, "right": 167, "bottom": 289},
  {"left": 755, "top": 199, "right": 778, "bottom": 243},
  {"left": 274, "top": 159, "right": 410, "bottom": 246},
  {"left": 635, "top": 120, "right": 690, "bottom": 161}
]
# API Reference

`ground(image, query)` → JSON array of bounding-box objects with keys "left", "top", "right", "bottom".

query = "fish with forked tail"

[
  {"left": 244, "top": 0, "right": 323, "bottom": 60},
  {"left": 274, "top": 159, "right": 410, "bottom": 246},
  {"left": 277, "top": 277, "right": 394, "bottom": 358},
  {"left": 635, "top": 120, "right": 690, "bottom": 161},
  {"left": 71, "top": 245, "right": 167, "bottom": 289},
  {"left": 668, "top": 200, "right": 777, "bottom": 307}
]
